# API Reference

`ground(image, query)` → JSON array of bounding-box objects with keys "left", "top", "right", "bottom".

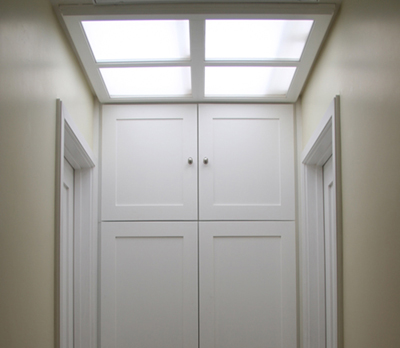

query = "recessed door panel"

[
  {"left": 102, "top": 104, "right": 197, "bottom": 220},
  {"left": 101, "top": 222, "right": 198, "bottom": 348},
  {"left": 199, "top": 221, "right": 296, "bottom": 348},
  {"left": 199, "top": 104, "right": 295, "bottom": 220},
  {"left": 115, "top": 118, "right": 184, "bottom": 205},
  {"left": 212, "top": 117, "right": 280, "bottom": 204}
]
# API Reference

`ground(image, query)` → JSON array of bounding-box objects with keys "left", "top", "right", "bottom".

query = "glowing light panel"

[
  {"left": 205, "top": 19, "right": 313, "bottom": 61},
  {"left": 82, "top": 20, "right": 190, "bottom": 62},
  {"left": 204, "top": 66, "right": 296, "bottom": 97},
  {"left": 100, "top": 67, "right": 192, "bottom": 97}
]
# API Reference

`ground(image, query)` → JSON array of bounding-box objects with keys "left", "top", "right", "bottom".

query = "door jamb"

[
  {"left": 55, "top": 99, "right": 98, "bottom": 348},
  {"left": 300, "top": 96, "right": 342, "bottom": 348}
]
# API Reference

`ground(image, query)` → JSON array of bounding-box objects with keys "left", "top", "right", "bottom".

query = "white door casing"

[
  {"left": 60, "top": 158, "right": 75, "bottom": 348},
  {"left": 323, "top": 156, "right": 338, "bottom": 348},
  {"left": 300, "top": 96, "right": 342, "bottom": 348},
  {"left": 56, "top": 100, "right": 97, "bottom": 348}
]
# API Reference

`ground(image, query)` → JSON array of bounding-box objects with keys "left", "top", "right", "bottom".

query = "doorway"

[
  {"left": 300, "top": 96, "right": 342, "bottom": 348},
  {"left": 55, "top": 100, "right": 97, "bottom": 348}
]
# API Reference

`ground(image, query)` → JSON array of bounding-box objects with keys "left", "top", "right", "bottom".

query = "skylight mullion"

[{"left": 188, "top": 18, "right": 205, "bottom": 101}]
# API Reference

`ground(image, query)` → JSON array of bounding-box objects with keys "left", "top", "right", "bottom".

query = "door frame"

[
  {"left": 55, "top": 100, "right": 98, "bottom": 348},
  {"left": 300, "top": 96, "right": 343, "bottom": 348}
]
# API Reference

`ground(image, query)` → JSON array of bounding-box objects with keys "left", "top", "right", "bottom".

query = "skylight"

[
  {"left": 60, "top": 4, "right": 335, "bottom": 102},
  {"left": 100, "top": 67, "right": 192, "bottom": 97},
  {"left": 82, "top": 20, "right": 190, "bottom": 62},
  {"left": 205, "top": 66, "right": 296, "bottom": 97},
  {"left": 205, "top": 19, "right": 313, "bottom": 61}
]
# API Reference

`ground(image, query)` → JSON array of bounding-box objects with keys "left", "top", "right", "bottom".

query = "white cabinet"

[
  {"left": 100, "top": 103, "right": 297, "bottom": 348},
  {"left": 102, "top": 104, "right": 294, "bottom": 220},
  {"left": 101, "top": 222, "right": 198, "bottom": 348},
  {"left": 199, "top": 104, "right": 294, "bottom": 220},
  {"left": 199, "top": 221, "right": 296, "bottom": 348},
  {"left": 101, "top": 104, "right": 198, "bottom": 221}
]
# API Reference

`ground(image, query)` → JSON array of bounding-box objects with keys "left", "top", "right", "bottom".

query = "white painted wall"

[
  {"left": 2, "top": 1, "right": 400, "bottom": 348},
  {"left": 301, "top": 1, "right": 400, "bottom": 347},
  {"left": 0, "top": 0, "right": 95, "bottom": 347}
]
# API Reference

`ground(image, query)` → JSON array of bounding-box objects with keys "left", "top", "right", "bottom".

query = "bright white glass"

[
  {"left": 82, "top": 20, "right": 190, "bottom": 62},
  {"left": 100, "top": 67, "right": 192, "bottom": 97},
  {"left": 205, "top": 19, "right": 313, "bottom": 61},
  {"left": 204, "top": 66, "right": 296, "bottom": 97}
]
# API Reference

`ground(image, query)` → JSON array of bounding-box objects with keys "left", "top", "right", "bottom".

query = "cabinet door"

[
  {"left": 199, "top": 104, "right": 295, "bottom": 220},
  {"left": 199, "top": 222, "right": 296, "bottom": 348},
  {"left": 102, "top": 104, "right": 197, "bottom": 220},
  {"left": 101, "top": 222, "right": 198, "bottom": 348}
]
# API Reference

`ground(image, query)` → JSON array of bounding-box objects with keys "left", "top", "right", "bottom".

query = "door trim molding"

[
  {"left": 300, "top": 96, "right": 342, "bottom": 348},
  {"left": 55, "top": 99, "right": 98, "bottom": 348}
]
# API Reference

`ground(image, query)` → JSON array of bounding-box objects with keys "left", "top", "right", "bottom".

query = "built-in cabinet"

[
  {"left": 102, "top": 104, "right": 294, "bottom": 221},
  {"left": 100, "top": 104, "right": 296, "bottom": 348},
  {"left": 198, "top": 104, "right": 295, "bottom": 220},
  {"left": 102, "top": 105, "right": 198, "bottom": 221},
  {"left": 101, "top": 222, "right": 198, "bottom": 348},
  {"left": 199, "top": 221, "right": 296, "bottom": 348}
]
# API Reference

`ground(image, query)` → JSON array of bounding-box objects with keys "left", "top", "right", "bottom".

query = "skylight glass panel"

[
  {"left": 204, "top": 66, "right": 296, "bottom": 97},
  {"left": 205, "top": 19, "right": 313, "bottom": 61},
  {"left": 100, "top": 67, "right": 192, "bottom": 97},
  {"left": 82, "top": 20, "right": 190, "bottom": 62}
]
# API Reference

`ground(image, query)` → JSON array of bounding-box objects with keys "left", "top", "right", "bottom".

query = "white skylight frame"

[{"left": 59, "top": 3, "right": 335, "bottom": 103}]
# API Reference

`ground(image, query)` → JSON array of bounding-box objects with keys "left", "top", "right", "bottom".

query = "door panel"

[
  {"left": 101, "top": 222, "right": 198, "bottom": 348},
  {"left": 199, "top": 222, "right": 296, "bottom": 348},
  {"left": 102, "top": 104, "right": 198, "bottom": 220},
  {"left": 199, "top": 104, "right": 295, "bottom": 220}
]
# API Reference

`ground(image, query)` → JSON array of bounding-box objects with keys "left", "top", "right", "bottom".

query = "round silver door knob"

[
  {"left": 188, "top": 157, "right": 193, "bottom": 165},
  {"left": 203, "top": 157, "right": 209, "bottom": 164}
]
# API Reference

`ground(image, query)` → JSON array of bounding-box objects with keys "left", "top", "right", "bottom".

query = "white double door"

[
  {"left": 100, "top": 104, "right": 296, "bottom": 348},
  {"left": 101, "top": 221, "right": 296, "bottom": 348}
]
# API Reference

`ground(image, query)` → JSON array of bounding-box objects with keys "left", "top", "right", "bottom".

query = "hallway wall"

[
  {"left": 0, "top": 0, "right": 95, "bottom": 347},
  {"left": 301, "top": 0, "right": 400, "bottom": 347}
]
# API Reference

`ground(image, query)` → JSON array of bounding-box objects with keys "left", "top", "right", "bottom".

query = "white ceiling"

[{"left": 52, "top": 0, "right": 342, "bottom": 4}]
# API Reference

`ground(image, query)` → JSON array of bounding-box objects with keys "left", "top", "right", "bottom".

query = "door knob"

[
  {"left": 188, "top": 157, "right": 193, "bottom": 165},
  {"left": 203, "top": 157, "right": 209, "bottom": 164}
]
